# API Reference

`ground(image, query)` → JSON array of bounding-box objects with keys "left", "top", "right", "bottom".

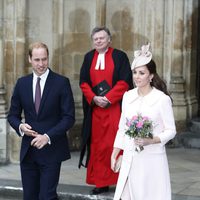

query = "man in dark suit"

[{"left": 8, "top": 42, "right": 75, "bottom": 200}]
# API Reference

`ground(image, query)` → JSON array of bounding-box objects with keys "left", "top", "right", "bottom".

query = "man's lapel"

[{"left": 27, "top": 74, "right": 36, "bottom": 114}]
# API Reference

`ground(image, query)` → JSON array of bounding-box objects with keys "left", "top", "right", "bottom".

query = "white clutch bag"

[{"left": 114, "top": 155, "right": 122, "bottom": 173}]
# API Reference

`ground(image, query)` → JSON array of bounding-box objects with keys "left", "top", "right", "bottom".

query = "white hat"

[{"left": 131, "top": 43, "right": 152, "bottom": 70}]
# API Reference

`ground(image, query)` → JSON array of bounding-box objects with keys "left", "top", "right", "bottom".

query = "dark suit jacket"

[{"left": 8, "top": 69, "right": 75, "bottom": 163}]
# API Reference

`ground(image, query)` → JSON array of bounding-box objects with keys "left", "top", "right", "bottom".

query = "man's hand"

[
  {"left": 20, "top": 123, "right": 38, "bottom": 137},
  {"left": 93, "top": 96, "right": 110, "bottom": 108},
  {"left": 31, "top": 134, "right": 49, "bottom": 149}
]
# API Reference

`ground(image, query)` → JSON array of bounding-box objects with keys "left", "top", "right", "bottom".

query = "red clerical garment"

[{"left": 80, "top": 47, "right": 131, "bottom": 187}]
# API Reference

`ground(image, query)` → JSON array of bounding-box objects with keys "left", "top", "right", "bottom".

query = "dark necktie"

[{"left": 35, "top": 77, "right": 41, "bottom": 113}]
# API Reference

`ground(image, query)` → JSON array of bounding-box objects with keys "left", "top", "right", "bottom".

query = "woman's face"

[{"left": 132, "top": 65, "right": 153, "bottom": 88}]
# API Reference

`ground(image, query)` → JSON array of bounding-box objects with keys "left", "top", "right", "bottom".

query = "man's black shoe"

[{"left": 90, "top": 186, "right": 109, "bottom": 195}]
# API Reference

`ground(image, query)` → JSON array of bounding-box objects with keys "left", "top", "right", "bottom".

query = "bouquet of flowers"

[{"left": 125, "top": 114, "right": 153, "bottom": 152}]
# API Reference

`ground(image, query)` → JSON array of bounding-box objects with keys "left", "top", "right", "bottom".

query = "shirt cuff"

[
  {"left": 19, "top": 123, "right": 24, "bottom": 137},
  {"left": 44, "top": 134, "right": 51, "bottom": 145}
]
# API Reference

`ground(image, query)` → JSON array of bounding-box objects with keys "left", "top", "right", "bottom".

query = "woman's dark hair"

[{"left": 146, "top": 60, "right": 172, "bottom": 100}]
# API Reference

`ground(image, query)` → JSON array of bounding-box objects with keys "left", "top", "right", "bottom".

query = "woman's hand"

[
  {"left": 134, "top": 137, "right": 153, "bottom": 146},
  {"left": 111, "top": 147, "right": 121, "bottom": 173},
  {"left": 111, "top": 154, "right": 117, "bottom": 172},
  {"left": 134, "top": 136, "right": 161, "bottom": 146}
]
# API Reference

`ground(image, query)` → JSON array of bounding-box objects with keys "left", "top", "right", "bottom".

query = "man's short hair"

[
  {"left": 29, "top": 42, "right": 49, "bottom": 58},
  {"left": 91, "top": 26, "right": 111, "bottom": 40}
]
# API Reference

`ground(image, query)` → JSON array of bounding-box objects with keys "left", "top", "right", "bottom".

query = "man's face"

[
  {"left": 29, "top": 47, "right": 49, "bottom": 76},
  {"left": 92, "top": 30, "right": 110, "bottom": 53}
]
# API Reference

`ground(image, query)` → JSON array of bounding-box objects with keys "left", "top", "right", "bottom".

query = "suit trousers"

[{"left": 20, "top": 146, "right": 61, "bottom": 200}]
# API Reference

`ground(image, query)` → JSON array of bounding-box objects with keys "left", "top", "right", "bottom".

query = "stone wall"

[{"left": 0, "top": 0, "right": 199, "bottom": 163}]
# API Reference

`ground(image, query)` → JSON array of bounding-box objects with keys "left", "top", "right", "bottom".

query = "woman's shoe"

[{"left": 90, "top": 186, "right": 109, "bottom": 195}]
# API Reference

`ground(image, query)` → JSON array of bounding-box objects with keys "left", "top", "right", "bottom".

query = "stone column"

[
  {"left": 0, "top": 0, "right": 7, "bottom": 163},
  {"left": 4, "top": 0, "right": 26, "bottom": 162},
  {"left": 163, "top": 0, "right": 188, "bottom": 130},
  {"left": 184, "top": 0, "right": 199, "bottom": 119},
  {"left": 52, "top": 0, "right": 64, "bottom": 73},
  {"left": 96, "top": 0, "right": 106, "bottom": 26},
  {"left": 0, "top": 39, "right": 8, "bottom": 163}
]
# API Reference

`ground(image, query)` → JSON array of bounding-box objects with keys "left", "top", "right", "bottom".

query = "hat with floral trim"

[{"left": 131, "top": 43, "right": 152, "bottom": 70}]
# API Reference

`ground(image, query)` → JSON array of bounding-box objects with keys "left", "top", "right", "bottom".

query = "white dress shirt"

[{"left": 33, "top": 68, "right": 49, "bottom": 102}]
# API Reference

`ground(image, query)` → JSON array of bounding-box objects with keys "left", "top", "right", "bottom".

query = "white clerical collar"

[{"left": 95, "top": 49, "right": 108, "bottom": 70}]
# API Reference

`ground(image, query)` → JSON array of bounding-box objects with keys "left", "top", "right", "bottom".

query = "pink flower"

[
  {"left": 136, "top": 121, "right": 143, "bottom": 128},
  {"left": 126, "top": 118, "right": 132, "bottom": 127},
  {"left": 131, "top": 115, "right": 138, "bottom": 121},
  {"left": 125, "top": 114, "right": 153, "bottom": 153},
  {"left": 142, "top": 116, "right": 149, "bottom": 121},
  {"left": 126, "top": 121, "right": 131, "bottom": 127}
]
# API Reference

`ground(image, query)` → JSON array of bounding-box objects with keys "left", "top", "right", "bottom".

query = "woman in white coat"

[{"left": 111, "top": 43, "right": 176, "bottom": 200}]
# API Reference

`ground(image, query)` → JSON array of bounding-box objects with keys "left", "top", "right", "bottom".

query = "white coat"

[{"left": 113, "top": 87, "right": 176, "bottom": 200}]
